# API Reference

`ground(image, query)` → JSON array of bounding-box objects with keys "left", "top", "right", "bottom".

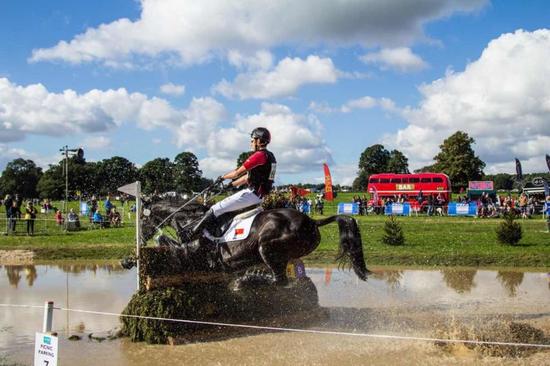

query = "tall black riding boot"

[{"left": 180, "top": 209, "right": 217, "bottom": 243}]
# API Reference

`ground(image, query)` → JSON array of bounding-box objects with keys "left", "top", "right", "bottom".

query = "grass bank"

[
  {"left": 0, "top": 195, "right": 548, "bottom": 266},
  {"left": 0, "top": 215, "right": 548, "bottom": 266}
]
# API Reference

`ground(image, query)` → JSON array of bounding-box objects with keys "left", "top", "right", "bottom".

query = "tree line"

[
  {"left": 0, "top": 152, "right": 210, "bottom": 199},
  {"left": 353, "top": 131, "right": 548, "bottom": 192},
  {"left": 2, "top": 130, "right": 547, "bottom": 199}
]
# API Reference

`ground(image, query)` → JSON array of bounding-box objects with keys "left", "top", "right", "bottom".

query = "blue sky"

[{"left": 1, "top": 0, "right": 549, "bottom": 185}]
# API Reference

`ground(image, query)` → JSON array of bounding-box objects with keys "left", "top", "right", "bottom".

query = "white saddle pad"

[{"left": 205, "top": 207, "right": 263, "bottom": 243}]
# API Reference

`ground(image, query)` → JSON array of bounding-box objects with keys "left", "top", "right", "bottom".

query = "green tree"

[
  {"left": 483, "top": 173, "right": 514, "bottom": 190},
  {"left": 354, "top": 144, "right": 409, "bottom": 190},
  {"left": 95, "top": 156, "right": 138, "bottom": 195},
  {"left": 432, "top": 131, "right": 485, "bottom": 191},
  {"left": 0, "top": 158, "right": 43, "bottom": 198},
  {"left": 173, "top": 152, "right": 202, "bottom": 193},
  {"left": 139, "top": 158, "right": 175, "bottom": 194},
  {"left": 387, "top": 150, "right": 409, "bottom": 173},
  {"left": 236, "top": 151, "right": 253, "bottom": 168},
  {"left": 36, "top": 164, "right": 63, "bottom": 199}
]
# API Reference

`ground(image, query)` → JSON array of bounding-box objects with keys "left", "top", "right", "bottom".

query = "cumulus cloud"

[
  {"left": 213, "top": 55, "right": 339, "bottom": 100},
  {"left": 81, "top": 135, "right": 112, "bottom": 150},
  {"left": 29, "top": 0, "right": 487, "bottom": 66},
  {"left": 199, "top": 103, "right": 333, "bottom": 177},
  {"left": 382, "top": 29, "right": 550, "bottom": 173},
  {"left": 360, "top": 47, "right": 428, "bottom": 72},
  {"left": 0, "top": 145, "right": 58, "bottom": 172},
  {"left": 0, "top": 77, "right": 228, "bottom": 148},
  {"left": 160, "top": 82, "right": 185, "bottom": 96},
  {"left": 309, "top": 96, "right": 398, "bottom": 114}
]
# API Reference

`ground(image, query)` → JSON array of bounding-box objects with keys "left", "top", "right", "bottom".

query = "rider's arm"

[
  {"left": 231, "top": 174, "right": 248, "bottom": 187},
  {"left": 222, "top": 151, "right": 267, "bottom": 181},
  {"left": 222, "top": 165, "right": 247, "bottom": 180}
]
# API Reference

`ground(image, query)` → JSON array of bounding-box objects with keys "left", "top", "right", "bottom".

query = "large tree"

[
  {"left": 139, "top": 158, "right": 175, "bottom": 194},
  {"left": 173, "top": 152, "right": 202, "bottom": 193},
  {"left": 0, "top": 158, "right": 43, "bottom": 198},
  {"left": 95, "top": 156, "right": 138, "bottom": 195},
  {"left": 36, "top": 164, "right": 64, "bottom": 199},
  {"left": 36, "top": 157, "right": 98, "bottom": 199},
  {"left": 432, "top": 131, "right": 485, "bottom": 191},
  {"left": 387, "top": 150, "right": 410, "bottom": 174},
  {"left": 236, "top": 151, "right": 253, "bottom": 168},
  {"left": 353, "top": 144, "right": 409, "bottom": 190}
]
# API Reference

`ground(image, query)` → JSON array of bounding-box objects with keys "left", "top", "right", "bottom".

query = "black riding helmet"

[{"left": 251, "top": 127, "right": 271, "bottom": 145}]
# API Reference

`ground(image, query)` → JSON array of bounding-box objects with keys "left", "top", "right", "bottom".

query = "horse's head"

[{"left": 140, "top": 195, "right": 209, "bottom": 242}]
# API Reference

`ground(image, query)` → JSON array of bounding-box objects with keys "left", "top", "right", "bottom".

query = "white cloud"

[
  {"left": 213, "top": 55, "right": 339, "bottom": 100},
  {"left": 308, "top": 101, "right": 336, "bottom": 114},
  {"left": 383, "top": 29, "right": 550, "bottom": 173},
  {"left": 81, "top": 135, "right": 112, "bottom": 150},
  {"left": 199, "top": 103, "right": 333, "bottom": 177},
  {"left": 360, "top": 47, "right": 428, "bottom": 72},
  {"left": 0, "top": 145, "right": 59, "bottom": 172},
  {"left": 29, "top": 0, "right": 487, "bottom": 66},
  {"left": 174, "top": 97, "right": 227, "bottom": 148},
  {"left": 160, "top": 82, "right": 185, "bottom": 96}
]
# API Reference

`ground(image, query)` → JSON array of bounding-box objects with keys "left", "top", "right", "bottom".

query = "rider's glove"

[{"left": 215, "top": 176, "right": 224, "bottom": 185}]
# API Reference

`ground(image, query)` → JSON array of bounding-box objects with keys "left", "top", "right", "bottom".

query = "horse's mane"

[{"left": 145, "top": 193, "right": 212, "bottom": 211}]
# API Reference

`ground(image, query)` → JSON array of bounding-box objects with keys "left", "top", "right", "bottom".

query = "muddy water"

[{"left": 1, "top": 264, "right": 549, "bottom": 365}]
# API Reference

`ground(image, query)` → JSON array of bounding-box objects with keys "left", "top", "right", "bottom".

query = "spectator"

[
  {"left": 67, "top": 208, "right": 80, "bottom": 230},
  {"left": 14, "top": 194, "right": 22, "bottom": 219},
  {"left": 417, "top": 190, "right": 424, "bottom": 206},
  {"left": 518, "top": 193, "right": 528, "bottom": 218},
  {"left": 104, "top": 195, "right": 113, "bottom": 215},
  {"left": 54, "top": 210, "right": 64, "bottom": 226},
  {"left": 42, "top": 199, "right": 52, "bottom": 214},
  {"left": 10, "top": 200, "right": 18, "bottom": 233},
  {"left": 109, "top": 207, "right": 121, "bottom": 227},
  {"left": 545, "top": 196, "right": 550, "bottom": 233},
  {"left": 426, "top": 195, "right": 434, "bottom": 216},
  {"left": 89, "top": 195, "right": 98, "bottom": 222},
  {"left": 92, "top": 210, "right": 105, "bottom": 228},
  {"left": 25, "top": 201, "right": 37, "bottom": 236},
  {"left": 4, "top": 194, "right": 14, "bottom": 234}
]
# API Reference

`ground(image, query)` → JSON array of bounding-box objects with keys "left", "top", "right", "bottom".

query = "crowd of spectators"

[{"left": 1, "top": 192, "right": 126, "bottom": 235}]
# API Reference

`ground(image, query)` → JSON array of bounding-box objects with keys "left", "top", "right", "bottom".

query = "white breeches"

[{"left": 211, "top": 188, "right": 262, "bottom": 217}]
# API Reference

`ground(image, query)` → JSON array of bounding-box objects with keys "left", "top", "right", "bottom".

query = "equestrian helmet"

[{"left": 251, "top": 127, "right": 271, "bottom": 145}]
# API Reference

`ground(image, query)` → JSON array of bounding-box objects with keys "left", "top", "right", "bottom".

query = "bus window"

[
  {"left": 380, "top": 178, "right": 390, "bottom": 183},
  {"left": 390, "top": 178, "right": 402, "bottom": 183},
  {"left": 369, "top": 178, "right": 379, "bottom": 183},
  {"left": 433, "top": 177, "right": 443, "bottom": 183},
  {"left": 409, "top": 178, "right": 420, "bottom": 183},
  {"left": 421, "top": 178, "right": 432, "bottom": 183},
  {"left": 402, "top": 178, "right": 409, "bottom": 183}
]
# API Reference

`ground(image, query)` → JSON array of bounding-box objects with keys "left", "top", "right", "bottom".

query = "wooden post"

[
  {"left": 136, "top": 181, "right": 142, "bottom": 291},
  {"left": 42, "top": 301, "right": 54, "bottom": 333}
]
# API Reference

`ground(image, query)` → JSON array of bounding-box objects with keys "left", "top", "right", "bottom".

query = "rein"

[{"left": 151, "top": 183, "right": 224, "bottom": 233}]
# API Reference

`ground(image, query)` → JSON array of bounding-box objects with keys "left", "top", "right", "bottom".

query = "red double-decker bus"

[{"left": 367, "top": 173, "right": 452, "bottom": 203}]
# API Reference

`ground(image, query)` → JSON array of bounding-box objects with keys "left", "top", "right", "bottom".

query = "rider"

[{"left": 180, "top": 127, "right": 277, "bottom": 242}]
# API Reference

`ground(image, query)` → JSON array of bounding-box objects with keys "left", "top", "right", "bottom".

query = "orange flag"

[{"left": 323, "top": 163, "right": 334, "bottom": 201}]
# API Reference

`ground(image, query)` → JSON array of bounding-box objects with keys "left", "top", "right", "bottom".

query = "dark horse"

[{"left": 140, "top": 197, "right": 370, "bottom": 285}]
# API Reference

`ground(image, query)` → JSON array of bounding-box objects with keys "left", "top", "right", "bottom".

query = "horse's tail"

[{"left": 315, "top": 215, "right": 370, "bottom": 281}]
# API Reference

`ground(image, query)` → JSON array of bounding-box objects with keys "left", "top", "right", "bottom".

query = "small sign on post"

[
  {"left": 35, "top": 301, "right": 57, "bottom": 366},
  {"left": 34, "top": 332, "right": 58, "bottom": 366}
]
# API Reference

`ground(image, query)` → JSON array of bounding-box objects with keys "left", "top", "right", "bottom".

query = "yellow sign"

[{"left": 396, "top": 184, "right": 414, "bottom": 191}]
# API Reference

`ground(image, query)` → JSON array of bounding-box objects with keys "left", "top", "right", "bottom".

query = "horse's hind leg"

[{"left": 258, "top": 243, "right": 288, "bottom": 286}]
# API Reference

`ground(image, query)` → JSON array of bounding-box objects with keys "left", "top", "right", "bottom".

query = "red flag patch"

[{"left": 235, "top": 228, "right": 245, "bottom": 235}]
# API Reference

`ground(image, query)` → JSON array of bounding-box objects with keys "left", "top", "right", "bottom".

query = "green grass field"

[{"left": 0, "top": 193, "right": 548, "bottom": 266}]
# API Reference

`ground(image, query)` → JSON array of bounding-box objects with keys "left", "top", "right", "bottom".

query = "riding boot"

[{"left": 180, "top": 209, "right": 217, "bottom": 243}]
